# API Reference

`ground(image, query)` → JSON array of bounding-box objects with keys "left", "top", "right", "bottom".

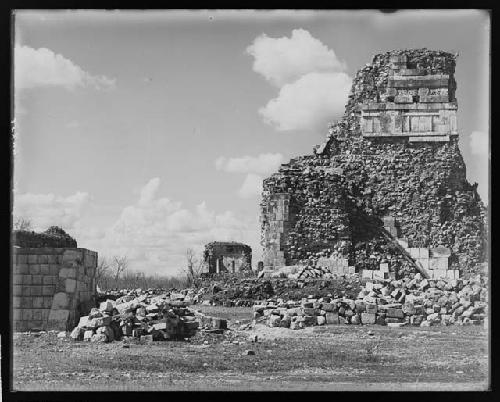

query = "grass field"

[{"left": 11, "top": 306, "right": 489, "bottom": 391}]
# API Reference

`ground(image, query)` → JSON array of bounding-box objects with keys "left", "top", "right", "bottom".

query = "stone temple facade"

[
  {"left": 260, "top": 49, "right": 488, "bottom": 279},
  {"left": 203, "top": 241, "right": 252, "bottom": 273}
]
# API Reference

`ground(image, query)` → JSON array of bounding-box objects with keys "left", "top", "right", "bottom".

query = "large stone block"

[
  {"left": 41, "top": 309, "right": 51, "bottom": 321},
  {"left": 40, "top": 264, "right": 50, "bottom": 275},
  {"left": 43, "top": 297, "right": 53, "bottom": 309},
  {"left": 20, "top": 297, "right": 32, "bottom": 308},
  {"left": 52, "top": 292, "right": 70, "bottom": 309},
  {"left": 47, "top": 254, "right": 58, "bottom": 264},
  {"left": 13, "top": 285, "right": 23, "bottom": 296},
  {"left": 31, "top": 286, "right": 42, "bottom": 296},
  {"left": 32, "top": 297, "right": 44, "bottom": 309},
  {"left": 28, "top": 254, "right": 38, "bottom": 264},
  {"left": 17, "top": 254, "right": 28, "bottom": 264},
  {"left": 432, "top": 269, "right": 448, "bottom": 279},
  {"left": 361, "top": 313, "right": 376, "bottom": 324},
  {"left": 22, "top": 286, "right": 31, "bottom": 296},
  {"left": 49, "top": 264, "right": 59, "bottom": 275},
  {"left": 16, "top": 264, "right": 29, "bottom": 274},
  {"left": 38, "top": 255, "right": 49, "bottom": 264},
  {"left": 13, "top": 309, "right": 22, "bottom": 321},
  {"left": 386, "top": 308, "right": 405, "bottom": 319},
  {"left": 325, "top": 312, "right": 339, "bottom": 324},
  {"left": 42, "top": 285, "right": 56, "bottom": 296},
  {"left": 13, "top": 296, "right": 21, "bottom": 308},
  {"left": 62, "top": 249, "right": 83, "bottom": 266},
  {"left": 47, "top": 309, "right": 70, "bottom": 330},
  {"left": 429, "top": 257, "right": 448, "bottom": 270},
  {"left": 32, "top": 275, "right": 42, "bottom": 285},
  {"left": 59, "top": 267, "right": 77, "bottom": 279},
  {"left": 23, "top": 275, "right": 33, "bottom": 285},
  {"left": 65, "top": 278, "right": 77, "bottom": 293},
  {"left": 13, "top": 275, "right": 23, "bottom": 285},
  {"left": 22, "top": 309, "right": 33, "bottom": 321},
  {"left": 32, "top": 309, "right": 43, "bottom": 321},
  {"left": 42, "top": 275, "right": 57, "bottom": 285}
]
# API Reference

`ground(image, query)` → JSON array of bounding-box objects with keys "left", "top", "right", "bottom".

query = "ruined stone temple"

[
  {"left": 260, "top": 49, "right": 488, "bottom": 279},
  {"left": 12, "top": 228, "right": 98, "bottom": 331},
  {"left": 203, "top": 241, "right": 252, "bottom": 273}
]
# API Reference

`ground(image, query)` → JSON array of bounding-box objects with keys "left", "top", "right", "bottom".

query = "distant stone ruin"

[
  {"left": 203, "top": 241, "right": 252, "bottom": 273},
  {"left": 260, "top": 49, "right": 488, "bottom": 279},
  {"left": 12, "top": 227, "right": 97, "bottom": 331}
]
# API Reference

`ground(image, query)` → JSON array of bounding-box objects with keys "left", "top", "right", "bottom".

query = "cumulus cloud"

[
  {"left": 88, "top": 178, "right": 261, "bottom": 275},
  {"left": 13, "top": 191, "right": 90, "bottom": 232},
  {"left": 14, "top": 45, "right": 116, "bottom": 90},
  {"left": 215, "top": 153, "right": 284, "bottom": 174},
  {"left": 238, "top": 173, "right": 263, "bottom": 198},
  {"left": 470, "top": 131, "right": 489, "bottom": 156},
  {"left": 246, "top": 28, "right": 346, "bottom": 87},
  {"left": 247, "top": 29, "right": 352, "bottom": 132},
  {"left": 259, "top": 71, "right": 351, "bottom": 131}
]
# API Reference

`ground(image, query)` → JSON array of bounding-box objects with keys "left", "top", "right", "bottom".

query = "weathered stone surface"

[
  {"left": 51, "top": 292, "right": 69, "bottom": 310},
  {"left": 361, "top": 313, "right": 376, "bottom": 325},
  {"left": 260, "top": 49, "right": 487, "bottom": 279},
  {"left": 47, "top": 309, "right": 70, "bottom": 330},
  {"left": 13, "top": 243, "right": 97, "bottom": 332}
]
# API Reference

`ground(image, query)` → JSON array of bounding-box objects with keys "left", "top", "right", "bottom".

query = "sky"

[{"left": 12, "top": 9, "right": 490, "bottom": 276}]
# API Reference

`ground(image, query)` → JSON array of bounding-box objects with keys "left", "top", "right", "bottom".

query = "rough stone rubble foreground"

[
  {"left": 260, "top": 49, "right": 488, "bottom": 280},
  {"left": 255, "top": 272, "right": 487, "bottom": 329},
  {"left": 68, "top": 289, "right": 228, "bottom": 343}
]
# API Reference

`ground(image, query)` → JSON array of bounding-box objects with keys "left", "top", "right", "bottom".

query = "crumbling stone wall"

[
  {"left": 13, "top": 247, "right": 97, "bottom": 331},
  {"left": 203, "top": 242, "right": 252, "bottom": 273},
  {"left": 261, "top": 49, "right": 487, "bottom": 277}
]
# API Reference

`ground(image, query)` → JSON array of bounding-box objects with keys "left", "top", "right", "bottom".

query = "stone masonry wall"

[
  {"left": 261, "top": 49, "right": 487, "bottom": 277},
  {"left": 13, "top": 247, "right": 97, "bottom": 332},
  {"left": 204, "top": 242, "right": 252, "bottom": 274}
]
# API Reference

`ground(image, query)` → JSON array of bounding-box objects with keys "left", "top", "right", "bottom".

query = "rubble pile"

[
  {"left": 69, "top": 291, "right": 227, "bottom": 343},
  {"left": 260, "top": 48, "right": 487, "bottom": 277},
  {"left": 256, "top": 273, "right": 487, "bottom": 329},
  {"left": 96, "top": 287, "right": 201, "bottom": 304},
  {"left": 200, "top": 276, "right": 363, "bottom": 307}
]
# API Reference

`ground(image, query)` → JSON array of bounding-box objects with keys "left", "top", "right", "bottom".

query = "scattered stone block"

[{"left": 361, "top": 313, "right": 376, "bottom": 325}]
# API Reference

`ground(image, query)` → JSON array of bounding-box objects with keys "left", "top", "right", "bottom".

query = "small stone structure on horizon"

[
  {"left": 203, "top": 241, "right": 252, "bottom": 274},
  {"left": 12, "top": 228, "right": 98, "bottom": 332}
]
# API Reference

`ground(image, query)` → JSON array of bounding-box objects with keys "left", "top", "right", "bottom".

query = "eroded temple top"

[{"left": 358, "top": 51, "right": 458, "bottom": 142}]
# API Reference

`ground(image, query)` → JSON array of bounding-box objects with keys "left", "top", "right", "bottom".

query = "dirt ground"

[{"left": 10, "top": 307, "right": 489, "bottom": 391}]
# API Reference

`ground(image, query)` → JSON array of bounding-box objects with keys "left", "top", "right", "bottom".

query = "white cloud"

[
  {"left": 14, "top": 45, "right": 116, "bottom": 90},
  {"left": 470, "top": 131, "right": 489, "bottom": 156},
  {"left": 246, "top": 28, "right": 346, "bottom": 87},
  {"left": 13, "top": 191, "right": 90, "bottom": 232},
  {"left": 259, "top": 71, "right": 352, "bottom": 131},
  {"left": 215, "top": 153, "right": 284, "bottom": 174},
  {"left": 247, "top": 29, "right": 352, "bottom": 131},
  {"left": 238, "top": 173, "right": 263, "bottom": 199},
  {"left": 86, "top": 178, "right": 261, "bottom": 275}
]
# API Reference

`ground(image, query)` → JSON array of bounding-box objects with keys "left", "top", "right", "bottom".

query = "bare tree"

[
  {"left": 13, "top": 216, "right": 32, "bottom": 231},
  {"left": 112, "top": 255, "right": 129, "bottom": 284},
  {"left": 185, "top": 248, "right": 205, "bottom": 287},
  {"left": 95, "top": 257, "right": 110, "bottom": 287}
]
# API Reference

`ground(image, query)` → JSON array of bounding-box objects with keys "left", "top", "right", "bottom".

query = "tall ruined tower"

[{"left": 260, "top": 49, "right": 487, "bottom": 278}]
